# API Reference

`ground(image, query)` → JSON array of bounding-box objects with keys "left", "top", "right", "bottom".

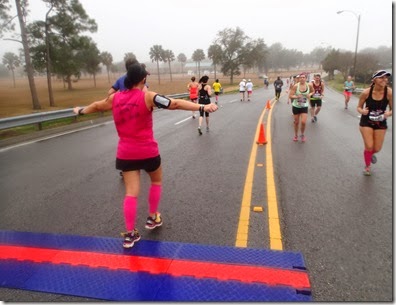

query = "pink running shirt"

[{"left": 112, "top": 89, "right": 159, "bottom": 160}]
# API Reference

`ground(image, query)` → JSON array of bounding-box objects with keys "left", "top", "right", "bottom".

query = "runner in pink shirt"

[{"left": 74, "top": 62, "right": 218, "bottom": 248}]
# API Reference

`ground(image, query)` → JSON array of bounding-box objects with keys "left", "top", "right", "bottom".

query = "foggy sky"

[{"left": 1, "top": 0, "right": 393, "bottom": 64}]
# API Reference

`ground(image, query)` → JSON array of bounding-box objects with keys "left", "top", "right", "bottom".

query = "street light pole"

[{"left": 337, "top": 10, "right": 361, "bottom": 77}]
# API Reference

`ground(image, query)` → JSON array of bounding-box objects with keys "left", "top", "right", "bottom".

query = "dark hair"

[
  {"left": 191, "top": 76, "right": 196, "bottom": 81},
  {"left": 216, "top": 79, "right": 219, "bottom": 82},
  {"left": 124, "top": 63, "right": 148, "bottom": 89},
  {"left": 125, "top": 58, "right": 138, "bottom": 71},
  {"left": 199, "top": 75, "right": 209, "bottom": 83}
]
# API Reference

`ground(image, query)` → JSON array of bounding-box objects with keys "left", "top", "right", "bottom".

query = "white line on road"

[
  {"left": 174, "top": 98, "right": 239, "bottom": 125},
  {"left": 175, "top": 116, "right": 193, "bottom": 125},
  {"left": 0, "top": 121, "right": 113, "bottom": 153}
]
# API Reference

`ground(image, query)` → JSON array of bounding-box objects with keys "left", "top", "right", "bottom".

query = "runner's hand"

[
  {"left": 204, "top": 104, "right": 218, "bottom": 113},
  {"left": 361, "top": 107, "right": 369, "bottom": 115}
]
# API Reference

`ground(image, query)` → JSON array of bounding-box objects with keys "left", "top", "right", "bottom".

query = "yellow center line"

[
  {"left": 235, "top": 105, "right": 267, "bottom": 248},
  {"left": 235, "top": 98, "right": 283, "bottom": 250},
  {"left": 265, "top": 99, "right": 283, "bottom": 250}
]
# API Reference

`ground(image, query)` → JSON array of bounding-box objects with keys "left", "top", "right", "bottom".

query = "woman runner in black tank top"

[
  {"left": 357, "top": 70, "right": 392, "bottom": 176},
  {"left": 197, "top": 75, "right": 212, "bottom": 135}
]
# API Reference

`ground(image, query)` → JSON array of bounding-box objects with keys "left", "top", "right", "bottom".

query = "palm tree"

[
  {"left": 177, "top": 53, "right": 187, "bottom": 75},
  {"left": 124, "top": 52, "right": 136, "bottom": 62},
  {"left": 192, "top": 49, "right": 205, "bottom": 79},
  {"left": 2, "top": 52, "right": 20, "bottom": 88},
  {"left": 100, "top": 51, "right": 113, "bottom": 83},
  {"left": 208, "top": 44, "right": 223, "bottom": 80},
  {"left": 162, "top": 49, "right": 175, "bottom": 81},
  {"left": 149, "top": 45, "right": 164, "bottom": 84}
]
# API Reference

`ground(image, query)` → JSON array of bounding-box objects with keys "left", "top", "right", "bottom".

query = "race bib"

[
  {"left": 297, "top": 97, "right": 307, "bottom": 106},
  {"left": 369, "top": 110, "right": 385, "bottom": 122}
]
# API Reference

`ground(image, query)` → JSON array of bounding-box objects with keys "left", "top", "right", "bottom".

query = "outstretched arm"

[
  {"left": 145, "top": 91, "right": 217, "bottom": 113},
  {"left": 73, "top": 94, "right": 114, "bottom": 115}
]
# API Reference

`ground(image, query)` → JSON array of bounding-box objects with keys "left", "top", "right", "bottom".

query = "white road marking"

[
  {"left": 175, "top": 116, "right": 193, "bottom": 125},
  {"left": 0, "top": 121, "right": 113, "bottom": 153}
]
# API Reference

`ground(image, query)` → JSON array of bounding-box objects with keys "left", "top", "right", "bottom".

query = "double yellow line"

[{"left": 235, "top": 99, "right": 282, "bottom": 250}]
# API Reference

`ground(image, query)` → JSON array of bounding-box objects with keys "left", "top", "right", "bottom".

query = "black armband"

[
  {"left": 78, "top": 107, "right": 85, "bottom": 115},
  {"left": 153, "top": 94, "right": 171, "bottom": 109}
]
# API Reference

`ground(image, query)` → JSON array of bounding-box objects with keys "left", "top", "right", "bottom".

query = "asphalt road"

[{"left": 0, "top": 83, "right": 392, "bottom": 301}]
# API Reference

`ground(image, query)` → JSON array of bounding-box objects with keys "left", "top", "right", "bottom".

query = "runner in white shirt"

[
  {"left": 246, "top": 79, "right": 253, "bottom": 101},
  {"left": 239, "top": 79, "right": 246, "bottom": 102}
]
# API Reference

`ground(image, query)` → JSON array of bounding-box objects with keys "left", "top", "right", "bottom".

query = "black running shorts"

[
  {"left": 292, "top": 106, "right": 308, "bottom": 115},
  {"left": 116, "top": 155, "right": 161, "bottom": 172}
]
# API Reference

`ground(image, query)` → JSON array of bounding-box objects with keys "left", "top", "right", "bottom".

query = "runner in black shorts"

[
  {"left": 74, "top": 62, "right": 218, "bottom": 249},
  {"left": 197, "top": 75, "right": 212, "bottom": 135},
  {"left": 357, "top": 70, "right": 392, "bottom": 176},
  {"left": 288, "top": 72, "right": 312, "bottom": 142},
  {"left": 309, "top": 73, "right": 325, "bottom": 123}
]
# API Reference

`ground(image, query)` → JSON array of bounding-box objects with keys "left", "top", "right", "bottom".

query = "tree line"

[{"left": 1, "top": 0, "right": 391, "bottom": 111}]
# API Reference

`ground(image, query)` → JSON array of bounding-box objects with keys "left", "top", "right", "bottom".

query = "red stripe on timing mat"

[{"left": 0, "top": 245, "right": 310, "bottom": 289}]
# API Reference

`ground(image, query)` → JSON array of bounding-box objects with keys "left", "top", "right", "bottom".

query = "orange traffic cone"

[
  {"left": 266, "top": 100, "right": 271, "bottom": 109},
  {"left": 256, "top": 123, "right": 268, "bottom": 145}
]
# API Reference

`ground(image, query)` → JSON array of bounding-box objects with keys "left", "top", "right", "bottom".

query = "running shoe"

[
  {"left": 314, "top": 116, "right": 317, "bottom": 122},
  {"left": 121, "top": 229, "right": 141, "bottom": 249},
  {"left": 192, "top": 115, "right": 196, "bottom": 119},
  {"left": 371, "top": 154, "right": 377, "bottom": 164},
  {"left": 300, "top": 135, "right": 306, "bottom": 142},
  {"left": 198, "top": 127, "right": 202, "bottom": 135},
  {"left": 206, "top": 127, "right": 209, "bottom": 132},
  {"left": 311, "top": 118, "right": 315, "bottom": 123},
  {"left": 145, "top": 213, "right": 163, "bottom": 230},
  {"left": 363, "top": 167, "right": 371, "bottom": 176},
  {"left": 293, "top": 135, "right": 298, "bottom": 142}
]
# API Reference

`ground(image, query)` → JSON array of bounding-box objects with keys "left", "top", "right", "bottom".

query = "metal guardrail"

[
  {"left": 0, "top": 109, "right": 77, "bottom": 130},
  {"left": 353, "top": 88, "right": 364, "bottom": 94},
  {"left": 0, "top": 93, "right": 190, "bottom": 131}
]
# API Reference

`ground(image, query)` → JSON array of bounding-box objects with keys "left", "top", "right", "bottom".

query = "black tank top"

[
  {"left": 359, "top": 85, "right": 389, "bottom": 127},
  {"left": 199, "top": 83, "right": 210, "bottom": 104}
]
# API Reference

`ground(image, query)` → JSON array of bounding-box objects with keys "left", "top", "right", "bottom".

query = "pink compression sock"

[
  {"left": 149, "top": 184, "right": 162, "bottom": 214},
  {"left": 123, "top": 196, "right": 137, "bottom": 231},
  {"left": 364, "top": 150, "right": 373, "bottom": 167}
]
